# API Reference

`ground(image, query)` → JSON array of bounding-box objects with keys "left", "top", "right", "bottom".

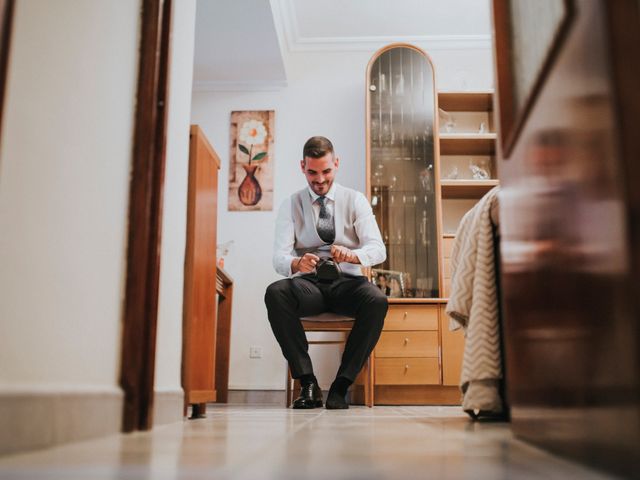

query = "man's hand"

[
  {"left": 292, "top": 253, "right": 320, "bottom": 274},
  {"left": 331, "top": 245, "right": 360, "bottom": 264}
]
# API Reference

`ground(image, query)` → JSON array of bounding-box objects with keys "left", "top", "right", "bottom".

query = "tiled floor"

[{"left": 0, "top": 405, "right": 616, "bottom": 480}]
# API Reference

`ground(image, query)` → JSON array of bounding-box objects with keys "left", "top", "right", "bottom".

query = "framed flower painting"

[{"left": 228, "top": 110, "right": 275, "bottom": 211}]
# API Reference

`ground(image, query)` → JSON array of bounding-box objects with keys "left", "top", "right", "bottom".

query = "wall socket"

[{"left": 249, "top": 346, "right": 263, "bottom": 358}]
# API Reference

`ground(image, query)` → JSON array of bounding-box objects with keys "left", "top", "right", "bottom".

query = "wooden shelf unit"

[
  {"left": 441, "top": 179, "right": 500, "bottom": 199},
  {"left": 364, "top": 46, "right": 488, "bottom": 406},
  {"left": 438, "top": 91, "right": 494, "bottom": 112},
  {"left": 364, "top": 46, "right": 500, "bottom": 405},
  {"left": 438, "top": 91, "right": 499, "bottom": 301},
  {"left": 439, "top": 133, "right": 497, "bottom": 155}
]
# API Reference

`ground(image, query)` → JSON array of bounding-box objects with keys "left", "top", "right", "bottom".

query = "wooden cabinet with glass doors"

[{"left": 354, "top": 43, "right": 497, "bottom": 405}]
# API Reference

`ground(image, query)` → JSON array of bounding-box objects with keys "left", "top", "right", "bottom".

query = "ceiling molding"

[
  {"left": 288, "top": 34, "right": 492, "bottom": 52},
  {"left": 193, "top": 80, "right": 288, "bottom": 92},
  {"left": 271, "top": 0, "right": 492, "bottom": 53}
]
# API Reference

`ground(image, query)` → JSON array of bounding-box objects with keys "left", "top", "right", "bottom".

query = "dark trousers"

[{"left": 264, "top": 274, "right": 388, "bottom": 382}]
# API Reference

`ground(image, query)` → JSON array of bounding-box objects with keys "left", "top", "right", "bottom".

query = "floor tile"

[{"left": 0, "top": 405, "right": 617, "bottom": 480}]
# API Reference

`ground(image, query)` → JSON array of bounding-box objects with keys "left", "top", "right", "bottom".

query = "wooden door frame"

[
  {"left": 0, "top": 0, "right": 15, "bottom": 152},
  {"left": 606, "top": 0, "right": 640, "bottom": 393},
  {"left": 119, "top": 0, "right": 173, "bottom": 432},
  {"left": 492, "top": 0, "right": 574, "bottom": 158}
]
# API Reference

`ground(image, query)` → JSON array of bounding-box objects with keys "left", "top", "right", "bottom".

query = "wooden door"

[
  {"left": 493, "top": 0, "right": 640, "bottom": 476},
  {"left": 182, "top": 125, "right": 220, "bottom": 416},
  {"left": 120, "top": 0, "right": 172, "bottom": 432}
]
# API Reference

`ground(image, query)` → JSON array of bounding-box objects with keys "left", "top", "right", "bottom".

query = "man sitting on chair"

[{"left": 265, "top": 136, "right": 388, "bottom": 409}]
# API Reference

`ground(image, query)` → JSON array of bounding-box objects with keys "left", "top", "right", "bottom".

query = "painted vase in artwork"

[{"left": 238, "top": 163, "right": 262, "bottom": 206}]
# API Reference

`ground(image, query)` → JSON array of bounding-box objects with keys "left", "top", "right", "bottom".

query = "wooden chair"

[{"left": 285, "top": 312, "right": 375, "bottom": 408}]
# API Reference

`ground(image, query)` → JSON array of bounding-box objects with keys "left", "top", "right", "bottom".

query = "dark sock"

[
  {"left": 329, "top": 376, "right": 351, "bottom": 397},
  {"left": 326, "top": 376, "right": 351, "bottom": 409},
  {"left": 298, "top": 373, "right": 317, "bottom": 386}
]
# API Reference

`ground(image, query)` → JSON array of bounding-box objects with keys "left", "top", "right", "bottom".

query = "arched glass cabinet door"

[{"left": 366, "top": 44, "right": 441, "bottom": 299}]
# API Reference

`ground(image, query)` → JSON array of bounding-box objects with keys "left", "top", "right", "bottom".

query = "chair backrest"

[{"left": 300, "top": 312, "right": 355, "bottom": 332}]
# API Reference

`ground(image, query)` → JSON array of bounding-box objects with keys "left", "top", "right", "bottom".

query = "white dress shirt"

[{"left": 273, "top": 182, "right": 386, "bottom": 277}]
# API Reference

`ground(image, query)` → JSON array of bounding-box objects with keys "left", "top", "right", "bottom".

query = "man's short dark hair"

[{"left": 303, "top": 136, "right": 334, "bottom": 159}]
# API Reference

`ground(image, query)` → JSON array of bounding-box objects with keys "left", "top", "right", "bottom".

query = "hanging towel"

[{"left": 446, "top": 186, "right": 503, "bottom": 417}]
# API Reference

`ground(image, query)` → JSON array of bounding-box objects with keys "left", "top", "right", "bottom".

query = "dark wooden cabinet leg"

[{"left": 189, "top": 402, "right": 207, "bottom": 419}]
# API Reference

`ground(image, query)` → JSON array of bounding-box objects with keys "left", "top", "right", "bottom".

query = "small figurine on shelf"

[
  {"left": 478, "top": 121, "right": 487, "bottom": 134},
  {"left": 418, "top": 166, "right": 433, "bottom": 191},
  {"left": 216, "top": 240, "right": 234, "bottom": 269},
  {"left": 469, "top": 158, "right": 490, "bottom": 180},
  {"left": 439, "top": 108, "right": 456, "bottom": 133},
  {"left": 443, "top": 165, "right": 459, "bottom": 180}
]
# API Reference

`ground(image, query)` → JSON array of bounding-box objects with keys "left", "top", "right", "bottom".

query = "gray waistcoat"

[{"left": 291, "top": 184, "right": 362, "bottom": 276}]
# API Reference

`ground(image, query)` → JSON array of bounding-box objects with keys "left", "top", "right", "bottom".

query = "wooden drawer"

[
  {"left": 384, "top": 305, "right": 438, "bottom": 331},
  {"left": 375, "top": 358, "right": 440, "bottom": 385},
  {"left": 375, "top": 331, "right": 439, "bottom": 357},
  {"left": 442, "top": 236, "right": 455, "bottom": 258}
]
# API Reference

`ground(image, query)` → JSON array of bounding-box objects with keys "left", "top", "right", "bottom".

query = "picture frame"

[
  {"left": 493, "top": 0, "right": 574, "bottom": 158},
  {"left": 228, "top": 110, "right": 275, "bottom": 211},
  {"left": 371, "top": 268, "right": 405, "bottom": 298}
]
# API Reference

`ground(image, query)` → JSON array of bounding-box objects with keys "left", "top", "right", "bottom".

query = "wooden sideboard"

[
  {"left": 182, "top": 125, "right": 222, "bottom": 418},
  {"left": 214, "top": 266, "right": 233, "bottom": 404},
  {"left": 355, "top": 300, "right": 464, "bottom": 405}
]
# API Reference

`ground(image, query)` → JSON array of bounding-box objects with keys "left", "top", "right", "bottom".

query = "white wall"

[
  {"left": 155, "top": 0, "right": 198, "bottom": 393},
  {"left": 191, "top": 45, "right": 494, "bottom": 390},
  {"left": 0, "top": 1, "right": 140, "bottom": 390}
]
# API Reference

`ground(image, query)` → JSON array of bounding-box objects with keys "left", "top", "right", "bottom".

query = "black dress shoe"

[{"left": 292, "top": 382, "right": 323, "bottom": 409}]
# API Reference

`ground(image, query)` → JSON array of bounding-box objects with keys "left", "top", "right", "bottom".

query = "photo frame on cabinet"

[
  {"left": 492, "top": 0, "right": 574, "bottom": 158},
  {"left": 371, "top": 268, "right": 404, "bottom": 298}
]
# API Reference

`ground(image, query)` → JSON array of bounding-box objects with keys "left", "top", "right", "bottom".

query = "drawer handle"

[
  {"left": 404, "top": 364, "right": 410, "bottom": 371},
  {"left": 404, "top": 337, "right": 409, "bottom": 345},
  {"left": 403, "top": 311, "right": 408, "bottom": 319}
]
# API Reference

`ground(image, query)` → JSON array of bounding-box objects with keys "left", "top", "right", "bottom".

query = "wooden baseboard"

[
  {"left": 154, "top": 388, "right": 184, "bottom": 425},
  {"left": 225, "top": 387, "right": 461, "bottom": 407},
  {"left": 0, "top": 386, "right": 123, "bottom": 456},
  {"left": 227, "top": 390, "right": 285, "bottom": 405},
  {"left": 351, "top": 385, "right": 462, "bottom": 405}
]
